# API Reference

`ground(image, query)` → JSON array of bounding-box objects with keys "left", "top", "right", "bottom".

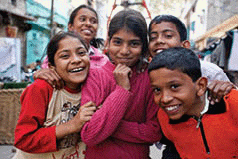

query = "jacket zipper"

[{"left": 194, "top": 116, "right": 210, "bottom": 154}]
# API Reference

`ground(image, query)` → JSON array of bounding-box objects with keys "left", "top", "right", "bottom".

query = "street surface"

[{"left": 0, "top": 144, "right": 163, "bottom": 159}]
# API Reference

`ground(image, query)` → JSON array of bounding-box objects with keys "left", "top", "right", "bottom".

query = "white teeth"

[
  {"left": 165, "top": 105, "right": 179, "bottom": 111},
  {"left": 82, "top": 30, "right": 91, "bottom": 34},
  {"left": 69, "top": 68, "right": 83, "bottom": 73},
  {"left": 156, "top": 50, "right": 163, "bottom": 54}
]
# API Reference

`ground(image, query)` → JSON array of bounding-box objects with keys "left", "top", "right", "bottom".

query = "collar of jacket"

[{"left": 169, "top": 98, "right": 226, "bottom": 124}]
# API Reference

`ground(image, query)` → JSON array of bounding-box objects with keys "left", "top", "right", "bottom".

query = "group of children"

[{"left": 13, "top": 4, "right": 237, "bottom": 159}]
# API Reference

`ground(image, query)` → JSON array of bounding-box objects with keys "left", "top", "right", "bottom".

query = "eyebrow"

[
  {"left": 59, "top": 46, "right": 85, "bottom": 53},
  {"left": 150, "top": 29, "right": 176, "bottom": 35},
  {"left": 79, "top": 14, "right": 97, "bottom": 19},
  {"left": 112, "top": 36, "right": 141, "bottom": 42}
]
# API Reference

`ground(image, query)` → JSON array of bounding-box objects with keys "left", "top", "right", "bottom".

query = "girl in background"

[{"left": 41, "top": 5, "right": 108, "bottom": 70}]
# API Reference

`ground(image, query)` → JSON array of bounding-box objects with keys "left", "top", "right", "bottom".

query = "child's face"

[
  {"left": 68, "top": 8, "right": 98, "bottom": 45},
  {"left": 150, "top": 68, "right": 204, "bottom": 120},
  {"left": 108, "top": 28, "right": 143, "bottom": 67},
  {"left": 148, "top": 22, "right": 189, "bottom": 57},
  {"left": 52, "top": 36, "right": 90, "bottom": 89}
]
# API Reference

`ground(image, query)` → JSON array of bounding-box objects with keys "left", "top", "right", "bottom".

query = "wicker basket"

[{"left": 0, "top": 88, "right": 24, "bottom": 144}]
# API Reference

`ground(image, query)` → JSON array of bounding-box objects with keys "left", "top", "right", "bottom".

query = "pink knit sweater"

[{"left": 81, "top": 61, "right": 162, "bottom": 159}]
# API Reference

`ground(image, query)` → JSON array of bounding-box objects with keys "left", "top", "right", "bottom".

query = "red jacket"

[{"left": 158, "top": 89, "right": 238, "bottom": 159}]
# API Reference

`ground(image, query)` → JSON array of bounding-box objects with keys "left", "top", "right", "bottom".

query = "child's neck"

[
  {"left": 193, "top": 92, "right": 209, "bottom": 117},
  {"left": 64, "top": 84, "right": 82, "bottom": 93}
]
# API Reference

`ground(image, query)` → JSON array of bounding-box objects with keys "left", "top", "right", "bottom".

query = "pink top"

[{"left": 81, "top": 61, "right": 162, "bottom": 159}]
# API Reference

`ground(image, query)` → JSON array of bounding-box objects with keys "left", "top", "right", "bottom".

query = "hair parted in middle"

[{"left": 108, "top": 9, "right": 149, "bottom": 70}]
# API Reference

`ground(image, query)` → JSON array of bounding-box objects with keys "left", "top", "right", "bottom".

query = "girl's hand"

[
  {"left": 56, "top": 101, "right": 97, "bottom": 139},
  {"left": 33, "top": 68, "right": 64, "bottom": 89},
  {"left": 207, "top": 80, "right": 237, "bottom": 105},
  {"left": 70, "top": 101, "right": 97, "bottom": 133},
  {"left": 113, "top": 64, "right": 132, "bottom": 90}
]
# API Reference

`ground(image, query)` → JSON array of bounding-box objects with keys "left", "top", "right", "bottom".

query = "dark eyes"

[
  {"left": 60, "top": 54, "right": 69, "bottom": 59},
  {"left": 90, "top": 18, "right": 97, "bottom": 24},
  {"left": 149, "top": 35, "right": 157, "bottom": 41},
  {"left": 112, "top": 39, "right": 141, "bottom": 47},
  {"left": 79, "top": 17, "right": 98, "bottom": 24},
  {"left": 171, "top": 84, "right": 179, "bottom": 89},
  {"left": 77, "top": 50, "right": 87, "bottom": 55},
  {"left": 165, "top": 34, "right": 173, "bottom": 38},
  {"left": 153, "top": 88, "right": 161, "bottom": 95},
  {"left": 152, "top": 84, "right": 180, "bottom": 95},
  {"left": 149, "top": 33, "right": 173, "bottom": 41},
  {"left": 130, "top": 41, "right": 141, "bottom": 47},
  {"left": 59, "top": 50, "right": 87, "bottom": 59},
  {"left": 112, "top": 39, "right": 121, "bottom": 45}
]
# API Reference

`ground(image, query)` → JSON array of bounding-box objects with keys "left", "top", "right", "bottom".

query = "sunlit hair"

[
  {"left": 148, "top": 15, "right": 187, "bottom": 42},
  {"left": 108, "top": 9, "right": 149, "bottom": 71},
  {"left": 148, "top": 47, "right": 201, "bottom": 82},
  {"left": 47, "top": 31, "right": 88, "bottom": 66}
]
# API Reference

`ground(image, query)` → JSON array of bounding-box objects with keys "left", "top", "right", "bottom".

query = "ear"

[
  {"left": 48, "top": 62, "right": 55, "bottom": 70},
  {"left": 182, "top": 40, "right": 190, "bottom": 49},
  {"left": 68, "top": 23, "right": 73, "bottom": 31},
  {"left": 196, "top": 77, "right": 208, "bottom": 97}
]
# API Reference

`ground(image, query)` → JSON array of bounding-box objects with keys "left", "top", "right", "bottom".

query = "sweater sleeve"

[
  {"left": 81, "top": 85, "right": 133, "bottom": 146},
  {"left": 14, "top": 80, "right": 57, "bottom": 153},
  {"left": 111, "top": 89, "right": 162, "bottom": 143},
  {"left": 200, "top": 61, "right": 230, "bottom": 84}
]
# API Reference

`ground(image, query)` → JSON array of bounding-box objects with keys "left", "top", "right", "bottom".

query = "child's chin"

[{"left": 168, "top": 114, "right": 183, "bottom": 121}]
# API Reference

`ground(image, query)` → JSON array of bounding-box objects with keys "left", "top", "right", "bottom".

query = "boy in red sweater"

[{"left": 148, "top": 47, "right": 238, "bottom": 158}]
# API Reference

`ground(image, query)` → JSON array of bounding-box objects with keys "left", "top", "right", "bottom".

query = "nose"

[
  {"left": 156, "top": 35, "right": 165, "bottom": 44},
  {"left": 120, "top": 44, "right": 130, "bottom": 56},
  {"left": 160, "top": 91, "right": 173, "bottom": 104},
  {"left": 85, "top": 19, "right": 91, "bottom": 26},
  {"left": 71, "top": 54, "right": 82, "bottom": 64}
]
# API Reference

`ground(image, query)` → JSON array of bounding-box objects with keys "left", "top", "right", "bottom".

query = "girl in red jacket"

[{"left": 14, "top": 31, "right": 110, "bottom": 158}]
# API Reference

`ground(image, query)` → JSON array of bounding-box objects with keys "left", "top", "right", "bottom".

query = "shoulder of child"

[
  {"left": 26, "top": 79, "right": 53, "bottom": 91},
  {"left": 200, "top": 60, "right": 230, "bottom": 82},
  {"left": 87, "top": 68, "right": 115, "bottom": 90},
  {"left": 200, "top": 60, "right": 223, "bottom": 71}
]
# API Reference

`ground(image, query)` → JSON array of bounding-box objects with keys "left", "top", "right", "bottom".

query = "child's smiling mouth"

[
  {"left": 162, "top": 104, "right": 181, "bottom": 115},
  {"left": 69, "top": 67, "right": 84, "bottom": 73}
]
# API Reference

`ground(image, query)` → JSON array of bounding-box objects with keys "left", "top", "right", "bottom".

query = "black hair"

[
  {"left": 148, "top": 47, "right": 201, "bottom": 82},
  {"left": 47, "top": 31, "right": 88, "bottom": 66},
  {"left": 148, "top": 15, "right": 187, "bottom": 41},
  {"left": 108, "top": 9, "right": 149, "bottom": 70},
  {"left": 68, "top": 4, "right": 104, "bottom": 48}
]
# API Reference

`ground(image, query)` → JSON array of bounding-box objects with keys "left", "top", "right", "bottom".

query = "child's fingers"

[
  {"left": 80, "top": 101, "right": 96, "bottom": 108},
  {"left": 208, "top": 81, "right": 236, "bottom": 104},
  {"left": 97, "top": 104, "right": 103, "bottom": 110},
  {"left": 80, "top": 112, "right": 95, "bottom": 122},
  {"left": 81, "top": 107, "right": 97, "bottom": 115}
]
